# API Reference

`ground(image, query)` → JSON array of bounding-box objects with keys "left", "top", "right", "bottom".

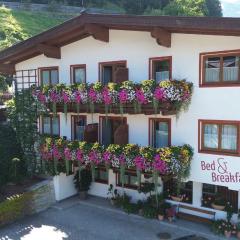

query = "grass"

[{"left": 0, "top": 6, "right": 78, "bottom": 50}]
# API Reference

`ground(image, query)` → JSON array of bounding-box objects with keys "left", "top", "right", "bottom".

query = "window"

[
  {"left": 41, "top": 115, "right": 59, "bottom": 136},
  {"left": 71, "top": 115, "right": 86, "bottom": 141},
  {"left": 99, "top": 61, "right": 128, "bottom": 85},
  {"left": 199, "top": 120, "right": 240, "bottom": 155},
  {"left": 202, "top": 183, "right": 238, "bottom": 212},
  {"left": 149, "top": 57, "right": 172, "bottom": 83},
  {"left": 163, "top": 179, "right": 193, "bottom": 204},
  {"left": 70, "top": 65, "right": 86, "bottom": 84},
  {"left": 95, "top": 167, "right": 108, "bottom": 184},
  {"left": 116, "top": 171, "right": 138, "bottom": 189},
  {"left": 39, "top": 67, "right": 59, "bottom": 86},
  {"left": 200, "top": 50, "right": 240, "bottom": 86},
  {"left": 149, "top": 118, "right": 171, "bottom": 148},
  {"left": 100, "top": 116, "right": 128, "bottom": 146}
]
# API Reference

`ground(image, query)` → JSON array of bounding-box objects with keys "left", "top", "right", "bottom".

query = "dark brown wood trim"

[
  {"left": 38, "top": 66, "right": 59, "bottom": 86},
  {"left": 149, "top": 56, "right": 172, "bottom": 80},
  {"left": 98, "top": 60, "right": 127, "bottom": 84},
  {"left": 148, "top": 118, "right": 171, "bottom": 147},
  {"left": 70, "top": 64, "right": 86, "bottom": 84},
  {"left": 199, "top": 49, "right": 240, "bottom": 87},
  {"left": 151, "top": 28, "right": 171, "bottom": 48},
  {"left": 198, "top": 119, "right": 240, "bottom": 156},
  {"left": 37, "top": 44, "right": 61, "bottom": 59}
]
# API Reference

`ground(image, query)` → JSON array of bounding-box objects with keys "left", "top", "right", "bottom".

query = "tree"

[
  {"left": 206, "top": 0, "right": 222, "bottom": 17},
  {"left": 163, "top": 0, "right": 208, "bottom": 16}
]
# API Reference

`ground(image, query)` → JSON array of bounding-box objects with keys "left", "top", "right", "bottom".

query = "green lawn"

[
  {"left": 11, "top": 10, "right": 77, "bottom": 37},
  {"left": 0, "top": 6, "right": 77, "bottom": 50}
]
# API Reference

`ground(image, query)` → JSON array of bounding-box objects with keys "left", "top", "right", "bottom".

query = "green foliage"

[
  {"left": 206, "top": 0, "right": 222, "bottom": 17},
  {"left": 0, "top": 124, "right": 25, "bottom": 186},
  {"left": 142, "top": 204, "right": 157, "bottom": 218},
  {"left": 0, "top": 192, "right": 33, "bottom": 227},
  {"left": 73, "top": 168, "right": 92, "bottom": 192},
  {"left": 123, "top": 202, "right": 140, "bottom": 214},
  {"left": 0, "top": 6, "right": 27, "bottom": 50},
  {"left": 163, "top": 0, "right": 208, "bottom": 16}
]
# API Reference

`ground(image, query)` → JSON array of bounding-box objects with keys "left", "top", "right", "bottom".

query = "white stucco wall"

[{"left": 15, "top": 30, "right": 240, "bottom": 206}]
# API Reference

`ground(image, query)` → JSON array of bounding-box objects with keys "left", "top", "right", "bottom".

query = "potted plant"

[
  {"left": 107, "top": 184, "right": 120, "bottom": 206},
  {"left": 73, "top": 168, "right": 92, "bottom": 200},
  {"left": 166, "top": 205, "right": 176, "bottom": 222},
  {"left": 157, "top": 206, "right": 165, "bottom": 221},
  {"left": 236, "top": 222, "right": 240, "bottom": 239},
  {"left": 223, "top": 221, "right": 233, "bottom": 238},
  {"left": 211, "top": 193, "right": 226, "bottom": 211}
]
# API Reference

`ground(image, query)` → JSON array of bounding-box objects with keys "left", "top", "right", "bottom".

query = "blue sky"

[{"left": 220, "top": 0, "right": 240, "bottom": 17}]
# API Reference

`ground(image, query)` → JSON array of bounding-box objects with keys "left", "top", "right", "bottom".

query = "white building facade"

[{"left": 1, "top": 13, "right": 240, "bottom": 220}]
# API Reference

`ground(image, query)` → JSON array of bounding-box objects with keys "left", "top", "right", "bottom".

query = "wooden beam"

[
  {"left": 0, "top": 63, "right": 15, "bottom": 75},
  {"left": 151, "top": 28, "right": 171, "bottom": 48},
  {"left": 84, "top": 24, "right": 109, "bottom": 42},
  {"left": 37, "top": 44, "right": 61, "bottom": 59}
]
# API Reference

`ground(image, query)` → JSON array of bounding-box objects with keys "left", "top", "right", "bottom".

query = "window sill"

[
  {"left": 198, "top": 149, "right": 240, "bottom": 157},
  {"left": 200, "top": 82, "right": 240, "bottom": 88}
]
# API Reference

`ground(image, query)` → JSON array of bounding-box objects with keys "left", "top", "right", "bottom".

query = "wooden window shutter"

[
  {"left": 114, "top": 123, "right": 129, "bottom": 145},
  {"left": 113, "top": 67, "right": 129, "bottom": 84},
  {"left": 83, "top": 123, "right": 98, "bottom": 143}
]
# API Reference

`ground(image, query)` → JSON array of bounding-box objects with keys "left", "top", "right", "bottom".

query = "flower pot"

[
  {"left": 171, "top": 195, "right": 183, "bottom": 202},
  {"left": 224, "top": 230, "right": 231, "bottom": 238},
  {"left": 237, "top": 231, "right": 240, "bottom": 239},
  {"left": 211, "top": 203, "right": 225, "bottom": 211},
  {"left": 158, "top": 214, "right": 164, "bottom": 221},
  {"left": 79, "top": 191, "right": 87, "bottom": 200}
]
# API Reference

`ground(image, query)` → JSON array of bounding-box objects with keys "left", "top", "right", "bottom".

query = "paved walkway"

[{"left": 0, "top": 196, "right": 229, "bottom": 240}]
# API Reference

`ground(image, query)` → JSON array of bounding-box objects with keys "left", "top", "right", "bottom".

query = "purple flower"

[
  {"left": 102, "top": 88, "right": 112, "bottom": 105},
  {"left": 74, "top": 90, "right": 82, "bottom": 104},
  {"left": 153, "top": 154, "right": 168, "bottom": 174},
  {"left": 64, "top": 147, "right": 72, "bottom": 161},
  {"left": 103, "top": 151, "right": 112, "bottom": 165},
  {"left": 119, "top": 89, "right": 128, "bottom": 104},
  {"left": 62, "top": 91, "right": 71, "bottom": 104},
  {"left": 76, "top": 149, "right": 84, "bottom": 163},
  {"left": 119, "top": 154, "right": 126, "bottom": 166},
  {"left": 52, "top": 145, "right": 61, "bottom": 160},
  {"left": 49, "top": 90, "right": 60, "bottom": 103},
  {"left": 88, "top": 88, "right": 97, "bottom": 103},
  {"left": 136, "top": 89, "right": 147, "bottom": 104},
  {"left": 88, "top": 150, "right": 100, "bottom": 165},
  {"left": 134, "top": 156, "right": 146, "bottom": 171},
  {"left": 154, "top": 87, "right": 165, "bottom": 101}
]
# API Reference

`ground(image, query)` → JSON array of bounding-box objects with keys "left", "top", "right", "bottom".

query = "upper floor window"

[
  {"left": 149, "top": 118, "right": 171, "bottom": 148},
  {"left": 71, "top": 115, "right": 86, "bottom": 141},
  {"left": 99, "top": 61, "right": 128, "bottom": 85},
  {"left": 39, "top": 67, "right": 59, "bottom": 86},
  {"left": 149, "top": 57, "right": 172, "bottom": 83},
  {"left": 199, "top": 120, "right": 240, "bottom": 155},
  {"left": 41, "top": 115, "right": 60, "bottom": 136},
  {"left": 70, "top": 65, "right": 86, "bottom": 84},
  {"left": 200, "top": 50, "right": 240, "bottom": 87}
]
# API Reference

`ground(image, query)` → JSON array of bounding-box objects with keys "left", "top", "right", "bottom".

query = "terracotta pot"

[
  {"left": 224, "top": 230, "right": 231, "bottom": 239},
  {"left": 79, "top": 191, "right": 87, "bottom": 200},
  {"left": 171, "top": 195, "right": 183, "bottom": 202},
  {"left": 158, "top": 214, "right": 164, "bottom": 221},
  {"left": 211, "top": 203, "right": 225, "bottom": 211},
  {"left": 237, "top": 231, "right": 240, "bottom": 239}
]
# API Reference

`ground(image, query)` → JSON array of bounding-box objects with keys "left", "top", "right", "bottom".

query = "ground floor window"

[
  {"left": 95, "top": 167, "right": 108, "bottom": 184},
  {"left": 41, "top": 115, "right": 60, "bottom": 136},
  {"left": 163, "top": 178, "right": 193, "bottom": 204},
  {"left": 202, "top": 183, "right": 238, "bottom": 212},
  {"left": 116, "top": 171, "right": 138, "bottom": 190}
]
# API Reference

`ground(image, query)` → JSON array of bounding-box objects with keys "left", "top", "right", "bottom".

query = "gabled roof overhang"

[{"left": 1, "top": 13, "right": 240, "bottom": 74}]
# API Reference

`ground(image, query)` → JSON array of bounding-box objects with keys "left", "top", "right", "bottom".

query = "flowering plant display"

[
  {"left": 40, "top": 138, "right": 194, "bottom": 191},
  {"left": 33, "top": 79, "right": 193, "bottom": 116}
]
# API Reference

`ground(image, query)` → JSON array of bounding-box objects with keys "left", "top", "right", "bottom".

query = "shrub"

[
  {"left": 0, "top": 124, "right": 25, "bottom": 187},
  {"left": 123, "top": 202, "right": 139, "bottom": 214},
  {"left": 73, "top": 168, "right": 92, "bottom": 192},
  {"left": 0, "top": 193, "right": 33, "bottom": 227},
  {"left": 142, "top": 204, "right": 157, "bottom": 219}
]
